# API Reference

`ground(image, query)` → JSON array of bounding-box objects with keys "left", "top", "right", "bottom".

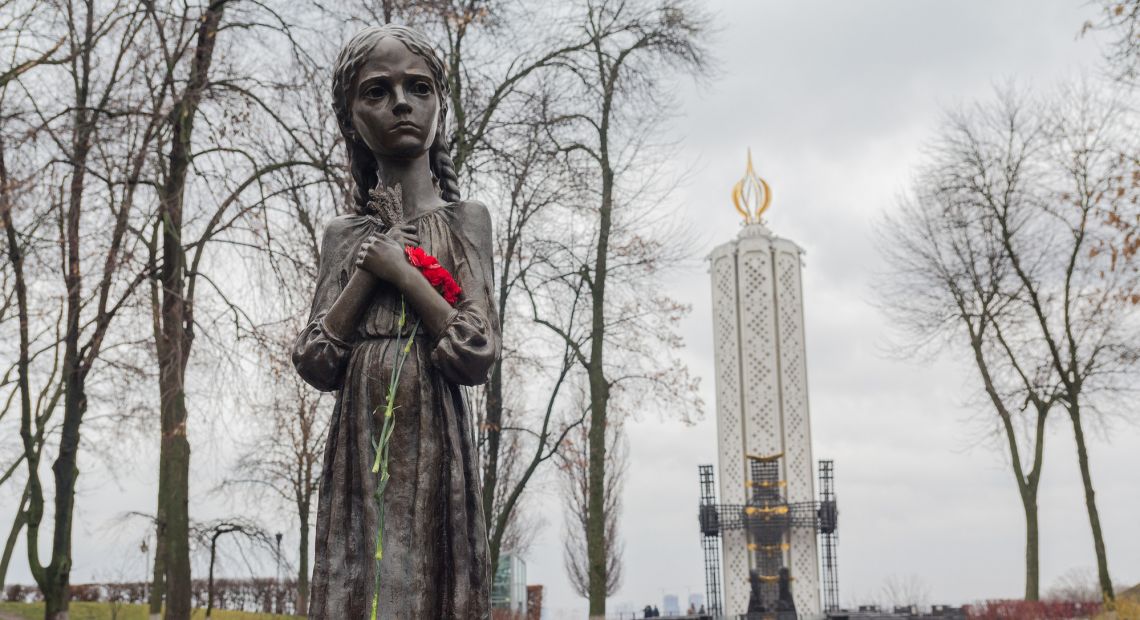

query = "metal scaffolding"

[
  {"left": 818, "top": 460, "right": 839, "bottom": 613},
  {"left": 698, "top": 457, "right": 840, "bottom": 620},
  {"left": 699, "top": 465, "right": 724, "bottom": 617}
]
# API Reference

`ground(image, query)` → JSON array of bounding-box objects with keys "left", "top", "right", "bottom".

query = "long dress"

[{"left": 292, "top": 201, "right": 498, "bottom": 620}]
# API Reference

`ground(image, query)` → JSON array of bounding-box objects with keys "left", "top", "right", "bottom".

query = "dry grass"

[
  {"left": 1094, "top": 588, "right": 1140, "bottom": 620},
  {"left": 0, "top": 602, "right": 302, "bottom": 620}
]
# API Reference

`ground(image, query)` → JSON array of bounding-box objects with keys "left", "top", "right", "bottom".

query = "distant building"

[
  {"left": 525, "top": 584, "right": 543, "bottom": 620},
  {"left": 688, "top": 593, "right": 704, "bottom": 612},
  {"left": 491, "top": 554, "right": 527, "bottom": 615},
  {"left": 662, "top": 594, "right": 680, "bottom": 616}
]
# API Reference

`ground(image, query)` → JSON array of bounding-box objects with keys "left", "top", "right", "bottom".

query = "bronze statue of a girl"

[{"left": 293, "top": 24, "right": 498, "bottom": 619}]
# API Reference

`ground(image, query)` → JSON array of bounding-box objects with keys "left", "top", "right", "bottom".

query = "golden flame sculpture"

[{"left": 732, "top": 148, "right": 772, "bottom": 224}]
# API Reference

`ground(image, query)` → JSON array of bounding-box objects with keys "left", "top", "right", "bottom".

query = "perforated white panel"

[
  {"left": 722, "top": 529, "right": 750, "bottom": 614},
  {"left": 774, "top": 248, "right": 813, "bottom": 504},
  {"left": 790, "top": 529, "right": 821, "bottom": 613},
  {"left": 710, "top": 248, "right": 745, "bottom": 507},
  {"left": 736, "top": 239, "right": 782, "bottom": 458},
  {"left": 773, "top": 243, "right": 820, "bottom": 615},
  {"left": 710, "top": 245, "right": 750, "bottom": 615}
]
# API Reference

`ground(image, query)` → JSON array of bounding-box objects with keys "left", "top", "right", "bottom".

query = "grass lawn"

[{"left": 0, "top": 602, "right": 302, "bottom": 620}]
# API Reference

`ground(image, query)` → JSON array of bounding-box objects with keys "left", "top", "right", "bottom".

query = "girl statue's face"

[{"left": 350, "top": 37, "right": 440, "bottom": 160}]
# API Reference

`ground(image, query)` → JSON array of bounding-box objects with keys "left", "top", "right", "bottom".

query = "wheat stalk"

[{"left": 367, "top": 183, "right": 404, "bottom": 229}]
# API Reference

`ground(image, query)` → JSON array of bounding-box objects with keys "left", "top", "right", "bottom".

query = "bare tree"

[
  {"left": 139, "top": 3, "right": 342, "bottom": 617},
  {"left": 146, "top": 4, "right": 231, "bottom": 616},
  {"left": 1036, "top": 83, "right": 1138, "bottom": 607},
  {"left": 878, "top": 84, "right": 1138, "bottom": 605},
  {"left": 1, "top": 1, "right": 171, "bottom": 615},
  {"left": 559, "top": 414, "right": 625, "bottom": 599},
  {"left": 1046, "top": 568, "right": 1103, "bottom": 604},
  {"left": 878, "top": 574, "right": 930, "bottom": 612},
  {"left": 1083, "top": 0, "right": 1140, "bottom": 86},
  {"left": 877, "top": 90, "right": 1057, "bottom": 600},
  {"left": 0, "top": 0, "right": 70, "bottom": 89},
  {"left": 191, "top": 518, "right": 277, "bottom": 620},
  {"left": 226, "top": 332, "right": 328, "bottom": 616},
  {"left": 476, "top": 100, "right": 599, "bottom": 572},
  {"left": 532, "top": 1, "right": 708, "bottom": 614},
  {"left": 0, "top": 2, "right": 65, "bottom": 577}
]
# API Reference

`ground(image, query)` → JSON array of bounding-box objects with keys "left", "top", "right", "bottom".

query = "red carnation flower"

[
  {"left": 404, "top": 246, "right": 439, "bottom": 269},
  {"left": 404, "top": 246, "right": 462, "bottom": 306}
]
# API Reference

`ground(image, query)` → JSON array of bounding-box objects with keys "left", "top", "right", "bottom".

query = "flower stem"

[{"left": 371, "top": 297, "right": 419, "bottom": 620}]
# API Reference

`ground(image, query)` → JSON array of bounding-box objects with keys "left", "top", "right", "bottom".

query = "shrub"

[
  {"left": 966, "top": 599, "right": 1103, "bottom": 619},
  {"left": 69, "top": 583, "right": 101, "bottom": 602},
  {"left": 4, "top": 584, "right": 25, "bottom": 603}
]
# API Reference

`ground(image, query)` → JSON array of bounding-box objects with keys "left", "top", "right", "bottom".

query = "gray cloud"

[
  {"left": 526, "top": 0, "right": 1139, "bottom": 616},
  {"left": 5, "top": 2, "right": 1138, "bottom": 618}
]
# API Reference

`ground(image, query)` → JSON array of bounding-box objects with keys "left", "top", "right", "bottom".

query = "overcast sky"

[
  {"left": 6, "top": 1, "right": 1139, "bottom": 618},
  {"left": 529, "top": 0, "right": 1140, "bottom": 617}
]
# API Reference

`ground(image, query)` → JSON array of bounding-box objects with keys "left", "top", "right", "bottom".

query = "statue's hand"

[
  {"left": 387, "top": 224, "right": 418, "bottom": 248},
  {"left": 356, "top": 232, "right": 412, "bottom": 284}
]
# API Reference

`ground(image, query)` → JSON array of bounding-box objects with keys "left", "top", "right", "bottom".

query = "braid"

[
  {"left": 430, "top": 138, "right": 461, "bottom": 203},
  {"left": 332, "top": 25, "right": 456, "bottom": 212},
  {"left": 347, "top": 138, "right": 377, "bottom": 212}
]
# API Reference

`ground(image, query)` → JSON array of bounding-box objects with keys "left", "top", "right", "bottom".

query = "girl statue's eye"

[
  {"left": 363, "top": 85, "right": 387, "bottom": 99},
  {"left": 412, "top": 81, "right": 432, "bottom": 96}
]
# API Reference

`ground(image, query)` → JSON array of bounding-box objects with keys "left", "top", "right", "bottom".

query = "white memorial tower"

[{"left": 709, "top": 151, "right": 821, "bottom": 616}]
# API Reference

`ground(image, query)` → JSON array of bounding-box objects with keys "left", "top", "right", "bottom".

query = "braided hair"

[{"left": 331, "top": 25, "right": 461, "bottom": 213}]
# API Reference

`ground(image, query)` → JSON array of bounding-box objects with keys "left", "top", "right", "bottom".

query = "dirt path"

[{"left": 0, "top": 612, "right": 24, "bottom": 620}]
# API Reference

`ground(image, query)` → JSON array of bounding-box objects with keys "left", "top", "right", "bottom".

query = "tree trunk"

[
  {"left": 1069, "top": 407, "right": 1114, "bottom": 606},
  {"left": 157, "top": 380, "right": 192, "bottom": 620},
  {"left": 38, "top": 3, "right": 99, "bottom": 613},
  {"left": 4, "top": 142, "right": 47, "bottom": 617},
  {"left": 970, "top": 324, "right": 1049, "bottom": 605},
  {"left": 153, "top": 186, "right": 192, "bottom": 620},
  {"left": 297, "top": 505, "right": 310, "bottom": 615},
  {"left": 482, "top": 360, "right": 504, "bottom": 568},
  {"left": 0, "top": 143, "right": 40, "bottom": 606},
  {"left": 148, "top": 511, "right": 166, "bottom": 620},
  {"left": 151, "top": 4, "right": 226, "bottom": 619},
  {"left": 585, "top": 368, "right": 608, "bottom": 620},
  {"left": 1021, "top": 491, "right": 1040, "bottom": 601},
  {"left": 43, "top": 228, "right": 89, "bottom": 620},
  {"left": 586, "top": 155, "right": 614, "bottom": 618},
  {"left": 483, "top": 226, "right": 517, "bottom": 573},
  {"left": 580, "top": 48, "right": 621, "bottom": 610},
  {"left": 0, "top": 142, "right": 22, "bottom": 595},
  {"left": 206, "top": 537, "right": 217, "bottom": 619},
  {"left": 0, "top": 486, "right": 29, "bottom": 589},
  {"left": 42, "top": 385, "right": 86, "bottom": 620},
  {"left": 43, "top": 582, "right": 68, "bottom": 620}
]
